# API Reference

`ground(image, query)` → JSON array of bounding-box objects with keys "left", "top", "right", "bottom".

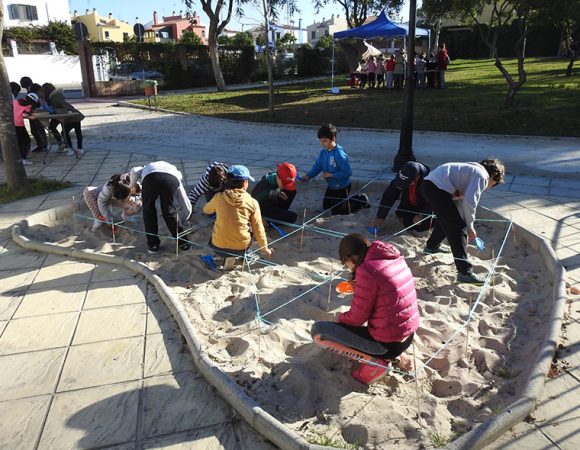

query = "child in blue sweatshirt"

[{"left": 301, "top": 124, "right": 369, "bottom": 215}]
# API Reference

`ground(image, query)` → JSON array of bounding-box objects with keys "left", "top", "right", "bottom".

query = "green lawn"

[
  {"left": 134, "top": 57, "right": 579, "bottom": 137},
  {"left": 0, "top": 178, "right": 71, "bottom": 204}
]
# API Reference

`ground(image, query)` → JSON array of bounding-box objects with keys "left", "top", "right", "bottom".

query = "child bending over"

[
  {"left": 83, "top": 173, "right": 142, "bottom": 232},
  {"left": 311, "top": 233, "right": 419, "bottom": 385}
]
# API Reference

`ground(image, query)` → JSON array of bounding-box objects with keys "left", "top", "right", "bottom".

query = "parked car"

[{"left": 109, "top": 63, "right": 164, "bottom": 81}]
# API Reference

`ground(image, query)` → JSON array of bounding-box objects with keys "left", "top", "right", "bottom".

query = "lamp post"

[{"left": 393, "top": 0, "right": 418, "bottom": 171}]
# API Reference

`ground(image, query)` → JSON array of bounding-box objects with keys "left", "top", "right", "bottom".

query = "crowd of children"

[
  {"left": 10, "top": 76, "right": 85, "bottom": 166},
  {"left": 82, "top": 121, "right": 504, "bottom": 386},
  {"left": 350, "top": 43, "right": 450, "bottom": 90}
]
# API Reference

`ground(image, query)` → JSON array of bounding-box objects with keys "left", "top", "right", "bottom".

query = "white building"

[
  {"left": 3, "top": 0, "right": 70, "bottom": 27},
  {"left": 248, "top": 20, "right": 308, "bottom": 49},
  {"left": 307, "top": 14, "right": 348, "bottom": 47}
]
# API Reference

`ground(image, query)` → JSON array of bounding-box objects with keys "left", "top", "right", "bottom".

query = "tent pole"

[
  {"left": 331, "top": 38, "right": 335, "bottom": 89},
  {"left": 428, "top": 29, "right": 431, "bottom": 55}
]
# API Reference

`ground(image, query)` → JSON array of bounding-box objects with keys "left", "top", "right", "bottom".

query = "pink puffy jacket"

[{"left": 338, "top": 241, "right": 419, "bottom": 343}]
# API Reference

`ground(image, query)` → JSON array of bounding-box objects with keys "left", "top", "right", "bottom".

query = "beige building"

[
  {"left": 71, "top": 9, "right": 134, "bottom": 42},
  {"left": 306, "top": 15, "right": 348, "bottom": 47}
]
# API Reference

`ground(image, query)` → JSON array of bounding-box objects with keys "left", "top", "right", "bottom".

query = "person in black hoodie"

[
  {"left": 370, "top": 161, "right": 432, "bottom": 232},
  {"left": 20, "top": 77, "right": 48, "bottom": 152},
  {"left": 251, "top": 162, "right": 298, "bottom": 224}
]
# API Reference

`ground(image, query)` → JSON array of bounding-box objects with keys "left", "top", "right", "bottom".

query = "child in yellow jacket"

[{"left": 203, "top": 165, "right": 272, "bottom": 258}]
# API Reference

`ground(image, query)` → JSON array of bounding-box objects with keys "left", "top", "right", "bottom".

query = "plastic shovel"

[
  {"left": 268, "top": 221, "right": 287, "bottom": 237},
  {"left": 336, "top": 280, "right": 355, "bottom": 295},
  {"left": 200, "top": 255, "right": 217, "bottom": 270},
  {"left": 475, "top": 237, "right": 485, "bottom": 251}
]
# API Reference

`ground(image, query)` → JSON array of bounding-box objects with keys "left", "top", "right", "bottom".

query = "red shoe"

[{"left": 352, "top": 358, "right": 390, "bottom": 385}]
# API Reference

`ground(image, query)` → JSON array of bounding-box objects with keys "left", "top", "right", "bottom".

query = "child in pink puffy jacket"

[{"left": 311, "top": 233, "right": 420, "bottom": 384}]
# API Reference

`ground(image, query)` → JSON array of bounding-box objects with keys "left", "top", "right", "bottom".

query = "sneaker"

[
  {"left": 457, "top": 271, "right": 486, "bottom": 285},
  {"left": 352, "top": 358, "right": 390, "bottom": 385},
  {"left": 57, "top": 143, "right": 67, "bottom": 152},
  {"left": 66, "top": 149, "right": 76, "bottom": 156},
  {"left": 91, "top": 220, "right": 102, "bottom": 232},
  {"left": 178, "top": 242, "right": 191, "bottom": 251},
  {"left": 32, "top": 147, "right": 47, "bottom": 153},
  {"left": 423, "top": 246, "right": 446, "bottom": 255},
  {"left": 359, "top": 193, "right": 371, "bottom": 208},
  {"left": 21, "top": 159, "right": 33, "bottom": 165},
  {"left": 146, "top": 244, "right": 160, "bottom": 254},
  {"left": 77, "top": 149, "right": 85, "bottom": 155}
]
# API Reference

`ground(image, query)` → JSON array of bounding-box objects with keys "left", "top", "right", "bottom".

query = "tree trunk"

[
  {"left": 207, "top": 30, "right": 226, "bottom": 91},
  {"left": 488, "top": 31, "right": 498, "bottom": 59},
  {"left": 432, "top": 17, "right": 441, "bottom": 55},
  {"left": 261, "top": 0, "right": 274, "bottom": 117},
  {"left": 0, "top": 0, "right": 28, "bottom": 188}
]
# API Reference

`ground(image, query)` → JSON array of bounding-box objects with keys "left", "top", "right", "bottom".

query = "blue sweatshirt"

[{"left": 306, "top": 144, "right": 352, "bottom": 189}]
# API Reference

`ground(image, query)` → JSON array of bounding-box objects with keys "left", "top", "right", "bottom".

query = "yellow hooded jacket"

[{"left": 203, "top": 188, "right": 268, "bottom": 251}]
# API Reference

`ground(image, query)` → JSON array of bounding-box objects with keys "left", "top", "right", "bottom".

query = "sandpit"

[{"left": 28, "top": 181, "right": 553, "bottom": 449}]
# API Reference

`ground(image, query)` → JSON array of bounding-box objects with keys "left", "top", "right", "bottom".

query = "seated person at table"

[
  {"left": 203, "top": 165, "right": 272, "bottom": 259},
  {"left": 301, "top": 124, "right": 369, "bottom": 215},
  {"left": 41, "top": 83, "right": 85, "bottom": 156},
  {"left": 251, "top": 162, "right": 298, "bottom": 224},
  {"left": 83, "top": 173, "right": 143, "bottom": 232},
  {"left": 311, "top": 233, "right": 419, "bottom": 385},
  {"left": 370, "top": 161, "right": 432, "bottom": 232},
  {"left": 188, "top": 161, "right": 229, "bottom": 211}
]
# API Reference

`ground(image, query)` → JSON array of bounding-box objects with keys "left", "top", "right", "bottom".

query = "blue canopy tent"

[{"left": 330, "top": 11, "right": 430, "bottom": 89}]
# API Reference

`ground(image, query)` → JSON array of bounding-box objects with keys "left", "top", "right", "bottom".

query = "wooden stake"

[
  {"left": 327, "top": 261, "right": 334, "bottom": 311},
  {"left": 175, "top": 220, "right": 179, "bottom": 261},
  {"left": 412, "top": 342, "right": 423, "bottom": 428},
  {"left": 509, "top": 213, "right": 517, "bottom": 245},
  {"left": 492, "top": 250, "right": 496, "bottom": 302},
  {"left": 299, "top": 208, "right": 306, "bottom": 251},
  {"left": 466, "top": 295, "right": 473, "bottom": 357},
  {"left": 111, "top": 217, "right": 116, "bottom": 244},
  {"left": 72, "top": 195, "right": 78, "bottom": 236}
]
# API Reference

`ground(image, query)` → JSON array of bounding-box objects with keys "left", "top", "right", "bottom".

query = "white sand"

[{"left": 33, "top": 182, "right": 553, "bottom": 448}]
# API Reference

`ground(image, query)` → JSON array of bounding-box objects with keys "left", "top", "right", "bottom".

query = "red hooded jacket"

[{"left": 338, "top": 241, "right": 419, "bottom": 343}]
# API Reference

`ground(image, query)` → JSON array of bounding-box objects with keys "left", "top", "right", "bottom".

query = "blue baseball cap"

[{"left": 228, "top": 165, "right": 255, "bottom": 182}]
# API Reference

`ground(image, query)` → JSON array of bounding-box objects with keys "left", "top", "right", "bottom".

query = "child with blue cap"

[{"left": 203, "top": 165, "right": 272, "bottom": 259}]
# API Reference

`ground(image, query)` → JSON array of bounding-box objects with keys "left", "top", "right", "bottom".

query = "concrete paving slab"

[
  {"left": 486, "top": 421, "right": 555, "bottom": 449},
  {"left": 0, "top": 348, "right": 66, "bottom": 400},
  {"left": 92, "top": 264, "right": 137, "bottom": 283},
  {"left": 511, "top": 175, "right": 551, "bottom": 187},
  {"left": 0, "top": 321, "right": 6, "bottom": 335},
  {"left": 531, "top": 373, "right": 580, "bottom": 448},
  {"left": 0, "top": 292, "right": 24, "bottom": 321},
  {"left": 141, "top": 372, "right": 231, "bottom": 439},
  {"left": 144, "top": 333, "right": 195, "bottom": 377},
  {"left": 0, "top": 312, "right": 77, "bottom": 355},
  {"left": 509, "top": 184, "right": 550, "bottom": 196},
  {"left": 14, "top": 286, "right": 86, "bottom": 318},
  {"left": 73, "top": 303, "right": 146, "bottom": 345},
  {"left": 32, "top": 261, "right": 94, "bottom": 289},
  {"left": 0, "top": 248, "right": 45, "bottom": 272},
  {"left": 39, "top": 381, "right": 140, "bottom": 449},
  {"left": 83, "top": 280, "right": 147, "bottom": 309},
  {"left": 550, "top": 187, "right": 580, "bottom": 200},
  {"left": 146, "top": 297, "right": 180, "bottom": 337},
  {"left": 0, "top": 395, "right": 51, "bottom": 449},
  {"left": 234, "top": 420, "right": 280, "bottom": 450},
  {"left": 561, "top": 316, "right": 580, "bottom": 379},
  {"left": 58, "top": 337, "right": 144, "bottom": 391},
  {"left": 142, "top": 423, "right": 236, "bottom": 449},
  {"left": 0, "top": 268, "right": 38, "bottom": 294}
]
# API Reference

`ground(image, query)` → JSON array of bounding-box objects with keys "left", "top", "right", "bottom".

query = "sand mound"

[{"left": 31, "top": 183, "right": 552, "bottom": 448}]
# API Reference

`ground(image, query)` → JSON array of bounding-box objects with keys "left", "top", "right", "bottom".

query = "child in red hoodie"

[{"left": 311, "top": 233, "right": 420, "bottom": 384}]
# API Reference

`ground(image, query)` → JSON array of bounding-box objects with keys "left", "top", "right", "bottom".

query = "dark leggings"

[
  {"left": 142, "top": 172, "right": 185, "bottom": 248},
  {"left": 323, "top": 184, "right": 366, "bottom": 215},
  {"left": 312, "top": 321, "right": 414, "bottom": 358},
  {"left": 63, "top": 121, "right": 83, "bottom": 149},
  {"left": 262, "top": 189, "right": 297, "bottom": 223},
  {"left": 15, "top": 126, "right": 31, "bottom": 159},
  {"left": 48, "top": 119, "right": 63, "bottom": 144},
  {"left": 420, "top": 180, "right": 471, "bottom": 273}
]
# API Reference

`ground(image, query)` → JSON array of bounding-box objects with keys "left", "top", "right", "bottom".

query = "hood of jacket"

[
  {"left": 363, "top": 240, "right": 400, "bottom": 264},
  {"left": 223, "top": 188, "right": 247, "bottom": 207}
]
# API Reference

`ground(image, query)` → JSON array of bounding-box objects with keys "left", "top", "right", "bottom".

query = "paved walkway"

[{"left": 0, "top": 101, "right": 579, "bottom": 449}]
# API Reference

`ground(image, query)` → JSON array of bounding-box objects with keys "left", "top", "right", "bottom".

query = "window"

[
  {"left": 202, "top": 30, "right": 206, "bottom": 37},
  {"left": 311, "top": 31, "right": 316, "bottom": 39},
  {"left": 104, "top": 31, "right": 110, "bottom": 39},
  {"left": 7, "top": 4, "right": 38, "bottom": 21},
  {"left": 325, "top": 30, "right": 329, "bottom": 36},
  {"left": 123, "top": 32, "right": 129, "bottom": 41},
  {"left": 276, "top": 32, "right": 281, "bottom": 40}
]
